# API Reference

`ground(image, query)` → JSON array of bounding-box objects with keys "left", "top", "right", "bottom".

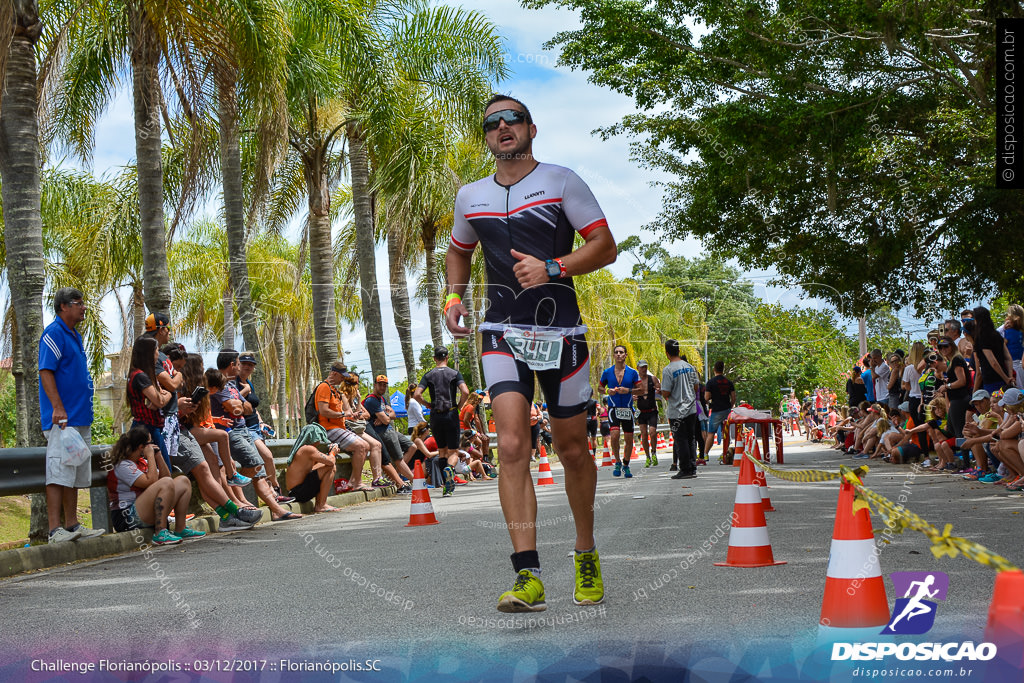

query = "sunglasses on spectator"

[
  {"left": 482, "top": 109, "right": 527, "bottom": 132},
  {"left": 937, "top": 341, "right": 952, "bottom": 348}
]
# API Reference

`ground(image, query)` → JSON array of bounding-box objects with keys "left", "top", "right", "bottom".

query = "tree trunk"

[
  {"left": 421, "top": 219, "right": 443, "bottom": 348},
  {"left": 347, "top": 126, "right": 386, "bottom": 377},
  {"left": 463, "top": 289, "right": 481, "bottom": 389},
  {"left": 217, "top": 73, "right": 272, "bottom": 427},
  {"left": 0, "top": 4, "right": 48, "bottom": 542},
  {"left": 129, "top": 3, "right": 172, "bottom": 315},
  {"left": 131, "top": 284, "right": 146, "bottom": 340},
  {"left": 387, "top": 222, "right": 416, "bottom": 385},
  {"left": 275, "top": 316, "right": 288, "bottom": 436},
  {"left": 222, "top": 288, "right": 235, "bottom": 349},
  {"left": 303, "top": 136, "right": 340, "bottom": 377}
]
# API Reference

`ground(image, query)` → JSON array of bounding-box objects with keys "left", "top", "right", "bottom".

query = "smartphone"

[{"left": 191, "top": 386, "right": 209, "bottom": 403}]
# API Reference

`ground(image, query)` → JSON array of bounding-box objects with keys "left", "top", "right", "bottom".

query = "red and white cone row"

[
  {"left": 601, "top": 438, "right": 615, "bottom": 468},
  {"left": 405, "top": 460, "right": 440, "bottom": 527},
  {"left": 536, "top": 446, "right": 556, "bottom": 486},
  {"left": 817, "top": 478, "right": 889, "bottom": 641},
  {"left": 732, "top": 431, "right": 747, "bottom": 468},
  {"left": 715, "top": 452, "right": 786, "bottom": 568},
  {"left": 750, "top": 442, "right": 775, "bottom": 512}
]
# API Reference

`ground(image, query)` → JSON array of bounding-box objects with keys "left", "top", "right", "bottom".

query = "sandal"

[{"left": 271, "top": 511, "right": 303, "bottom": 521}]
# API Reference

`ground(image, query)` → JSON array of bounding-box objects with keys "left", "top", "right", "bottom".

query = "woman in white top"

[{"left": 902, "top": 342, "right": 925, "bottom": 423}]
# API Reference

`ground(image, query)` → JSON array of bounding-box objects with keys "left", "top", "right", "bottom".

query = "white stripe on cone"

[
  {"left": 733, "top": 485, "right": 762, "bottom": 505},
  {"left": 826, "top": 539, "right": 882, "bottom": 580},
  {"left": 409, "top": 503, "right": 435, "bottom": 516},
  {"left": 412, "top": 479, "right": 427, "bottom": 491},
  {"left": 725, "top": 525, "right": 771, "bottom": 548}
]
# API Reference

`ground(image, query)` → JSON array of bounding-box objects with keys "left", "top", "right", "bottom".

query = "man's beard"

[{"left": 490, "top": 135, "right": 532, "bottom": 161}]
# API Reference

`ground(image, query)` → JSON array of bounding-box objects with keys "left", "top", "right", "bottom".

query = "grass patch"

[{"left": 0, "top": 491, "right": 96, "bottom": 548}]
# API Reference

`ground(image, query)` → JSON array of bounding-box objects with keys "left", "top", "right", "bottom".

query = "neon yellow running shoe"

[
  {"left": 573, "top": 550, "right": 605, "bottom": 605},
  {"left": 497, "top": 570, "right": 547, "bottom": 613}
]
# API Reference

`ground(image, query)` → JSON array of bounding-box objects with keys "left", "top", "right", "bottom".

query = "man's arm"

[
  {"left": 317, "top": 400, "right": 345, "bottom": 421},
  {"left": 458, "top": 382, "right": 470, "bottom": 410},
  {"left": 157, "top": 369, "right": 183, "bottom": 392},
  {"left": 509, "top": 225, "right": 617, "bottom": 289},
  {"left": 412, "top": 385, "right": 431, "bottom": 408},
  {"left": 39, "top": 369, "right": 67, "bottom": 427}
]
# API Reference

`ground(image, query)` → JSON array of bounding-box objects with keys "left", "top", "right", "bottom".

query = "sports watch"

[{"left": 545, "top": 258, "right": 565, "bottom": 280}]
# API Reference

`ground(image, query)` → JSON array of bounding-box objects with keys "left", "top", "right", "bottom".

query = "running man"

[
  {"left": 600, "top": 345, "right": 641, "bottom": 478},
  {"left": 886, "top": 574, "right": 940, "bottom": 630},
  {"left": 444, "top": 94, "right": 617, "bottom": 613},
  {"left": 634, "top": 359, "right": 661, "bottom": 468}
]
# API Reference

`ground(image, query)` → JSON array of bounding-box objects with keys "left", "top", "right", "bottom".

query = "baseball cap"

[
  {"left": 329, "top": 361, "right": 347, "bottom": 374},
  {"left": 898, "top": 401, "right": 910, "bottom": 412},
  {"left": 375, "top": 375, "right": 389, "bottom": 384},
  {"left": 971, "top": 389, "right": 991, "bottom": 403},
  {"left": 637, "top": 359, "right": 649, "bottom": 368},
  {"left": 998, "top": 388, "right": 1023, "bottom": 407},
  {"left": 144, "top": 312, "right": 170, "bottom": 333},
  {"left": 238, "top": 351, "right": 257, "bottom": 365},
  {"left": 433, "top": 345, "right": 448, "bottom": 358}
]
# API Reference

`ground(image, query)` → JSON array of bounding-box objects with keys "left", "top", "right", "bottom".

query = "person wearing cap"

[
  {"left": 362, "top": 375, "right": 416, "bottom": 494},
  {"left": 237, "top": 352, "right": 292, "bottom": 504},
  {"left": 39, "top": 287, "right": 106, "bottom": 544},
  {"left": 211, "top": 349, "right": 302, "bottom": 520},
  {"left": 413, "top": 346, "right": 469, "bottom": 495},
  {"left": 315, "top": 361, "right": 372, "bottom": 493},
  {"left": 989, "top": 388, "right": 1024, "bottom": 489},
  {"left": 960, "top": 389, "right": 998, "bottom": 478},
  {"left": 634, "top": 359, "right": 662, "bottom": 468}
]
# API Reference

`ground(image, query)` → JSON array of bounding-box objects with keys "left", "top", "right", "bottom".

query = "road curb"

[{"left": 0, "top": 486, "right": 397, "bottom": 581}]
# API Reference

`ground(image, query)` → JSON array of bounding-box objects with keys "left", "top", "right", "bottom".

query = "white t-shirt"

[
  {"left": 902, "top": 364, "right": 922, "bottom": 398},
  {"left": 874, "top": 363, "right": 891, "bottom": 401}
]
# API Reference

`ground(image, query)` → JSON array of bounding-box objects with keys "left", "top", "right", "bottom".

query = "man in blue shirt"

[
  {"left": 861, "top": 365, "right": 875, "bottom": 403},
  {"left": 39, "top": 288, "right": 105, "bottom": 544},
  {"left": 599, "top": 345, "right": 641, "bottom": 478}
]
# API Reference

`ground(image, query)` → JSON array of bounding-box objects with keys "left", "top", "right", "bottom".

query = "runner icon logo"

[{"left": 880, "top": 571, "right": 949, "bottom": 635}]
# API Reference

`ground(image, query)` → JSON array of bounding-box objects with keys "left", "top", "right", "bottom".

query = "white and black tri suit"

[{"left": 451, "top": 162, "right": 608, "bottom": 418}]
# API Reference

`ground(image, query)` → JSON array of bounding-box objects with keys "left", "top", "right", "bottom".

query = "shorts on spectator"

[
  {"left": 327, "top": 427, "right": 362, "bottom": 451},
  {"left": 111, "top": 504, "right": 150, "bottom": 533},
  {"left": 163, "top": 413, "right": 180, "bottom": 462},
  {"left": 45, "top": 425, "right": 92, "bottom": 489},
  {"left": 381, "top": 428, "right": 413, "bottom": 464},
  {"left": 289, "top": 469, "right": 322, "bottom": 503},
  {"left": 171, "top": 428, "right": 206, "bottom": 475},
  {"left": 708, "top": 411, "right": 729, "bottom": 434},
  {"left": 228, "top": 428, "right": 264, "bottom": 474}
]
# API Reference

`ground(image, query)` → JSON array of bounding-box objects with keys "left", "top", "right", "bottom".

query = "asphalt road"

[{"left": 1, "top": 440, "right": 1021, "bottom": 682}]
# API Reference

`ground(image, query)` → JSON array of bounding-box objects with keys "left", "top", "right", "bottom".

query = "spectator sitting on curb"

[
  {"left": 39, "top": 287, "right": 106, "bottom": 544},
  {"left": 211, "top": 349, "right": 302, "bottom": 521},
  {"left": 106, "top": 426, "right": 205, "bottom": 545},
  {"left": 145, "top": 314, "right": 183, "bottom": 469},
  {"left": 315, "top": 362, "right": 372, "bottom": 493},
  {"left": 991, "top": 388, "right": 1024, "bottom": 489},
  {"left": 126, "top": 335, "right": 172, "bottom": 473},
  {"left": 338, "top": 371, "right": 387, "bottom": 487},
  {"left": 237, "top": 351, "right": 293, "bottom": 503},
  {"left": 363, "top": 375, "right": 416, "bottom": 494},
  {"left": 905, "top": 396, "right": 957, "bottom": 471},
  {"left": 285, "top": 424, "right": 341, "bottom": 512}
]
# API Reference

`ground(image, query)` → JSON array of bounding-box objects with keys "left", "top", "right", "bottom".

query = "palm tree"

[
  {"left": 341, "top": 1, "right": 506, "bottom": 377},
  {"left": 0, "top": 0, "right": 46, "bottom": 449}
]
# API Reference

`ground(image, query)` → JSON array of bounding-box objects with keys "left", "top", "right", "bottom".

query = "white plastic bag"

[{"left": 60, "top": 427, "right": 92, "bottom": 467}]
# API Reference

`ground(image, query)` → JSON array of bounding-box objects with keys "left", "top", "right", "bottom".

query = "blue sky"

[{"left": 14, "top": 0, "right": 944, "bottom": 380}]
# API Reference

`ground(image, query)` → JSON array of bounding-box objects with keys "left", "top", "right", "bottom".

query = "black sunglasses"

[{"left": 482, "top": 109, "right": 527, "bottom": 133}]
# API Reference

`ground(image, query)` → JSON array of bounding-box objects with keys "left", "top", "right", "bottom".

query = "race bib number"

[
  {"left": 614, "top": 407, "right": 634, "bottom": 422},
  {"left": 503, "top": 327, "right": 564, "bottom": 371}
]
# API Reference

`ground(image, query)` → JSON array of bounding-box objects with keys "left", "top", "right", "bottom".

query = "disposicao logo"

[
  {"left": 831, "top": 570, "right": 997, "bottom": 662},
  {"left": 880, "top": 571, "right": 949, "bottom": 635}
]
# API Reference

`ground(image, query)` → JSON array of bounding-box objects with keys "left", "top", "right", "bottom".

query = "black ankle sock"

[{"left": 511, "top": 550, "right": 540, "bottom": 573}]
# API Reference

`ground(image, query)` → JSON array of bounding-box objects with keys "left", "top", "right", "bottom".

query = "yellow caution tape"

[
  {"left": 744, "top": 452, "right": 1019, "bottom": 572},
  {"left": 743, "top": 451, "right": 867, "bottom": 483}
]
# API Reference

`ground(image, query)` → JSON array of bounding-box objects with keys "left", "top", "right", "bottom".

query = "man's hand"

[
  {"left": 178, "top": 396, "right": 195, "bottom": 418},
  {"left": 52, "top": 407, "right": 68, "bottom": 429},
  {"left": 510, "top": 249, "right": 549, "bottom": 289},
  {"left": 445, "top": 302, "right": 471, "bottom": 338}
]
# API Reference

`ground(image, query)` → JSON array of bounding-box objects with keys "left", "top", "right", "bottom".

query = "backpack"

[{"left": 304, "top": 382, "right": 331, "bottom": 424}]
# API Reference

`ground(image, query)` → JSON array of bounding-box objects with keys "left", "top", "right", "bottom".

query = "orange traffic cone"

[
  {"left": 715, "top": 452, "right": 786, "bottom": 568},
  {"left": 732, "top": 431, "right": 746, "bottom": 468},
  {"left": 602, "top": 437, "right": 614, "bottom": 468},
  {"left": 405, "top": 460, "right": 440, "bottom": 527},
  {"left": 751, "top": 442, "right": 775, "bottom": 512},
  {"left": 536, "top": 445, "right": 555, "bottom": 486},
  {"left": 818, "top": 478, "right": 889, "bottom": 639},
  {"left": 984, "top": 570, "right": 1024, "bottom": 667}
]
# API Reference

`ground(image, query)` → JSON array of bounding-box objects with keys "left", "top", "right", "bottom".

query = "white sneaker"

[
  {"left": 67, "top": 524, "right": 105, "bottom": 540},
  {"left": 48, "top": 527, "right": 81, "bottom": 544},
  {"left": 920, "top": 459, "right": 933, "bottom": 468}
]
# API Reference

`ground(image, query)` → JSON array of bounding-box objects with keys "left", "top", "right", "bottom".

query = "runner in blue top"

[
  {"left": 599, "top": 345, "right": 642, "bottom": 477},
  {"left": 445, "top": 94, "right": 618, "bottom": 615}
]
